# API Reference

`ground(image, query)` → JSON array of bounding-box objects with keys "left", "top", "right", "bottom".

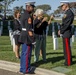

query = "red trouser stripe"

[
  {"left": 26, "top": 46, "right": 30, "bottom": 73},
  {"left": 65, "top": 38, "right": 71, "bottom": 66}
]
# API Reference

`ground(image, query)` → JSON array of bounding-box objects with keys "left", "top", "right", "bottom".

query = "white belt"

[{"left": 22, "top": 28, "right": 26, "bottom": 31}]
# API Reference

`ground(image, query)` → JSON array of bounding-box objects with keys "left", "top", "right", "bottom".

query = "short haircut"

[
  {"left": 66, "top": 3, "right": 70, "bottom": 7},
  {"left": 35, "top": 9, "right": 44, "bottom": 16}
]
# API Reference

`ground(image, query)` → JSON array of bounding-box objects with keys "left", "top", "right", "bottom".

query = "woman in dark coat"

[{"left": 13, "top": 10, "right": 21, "bottom": 59}]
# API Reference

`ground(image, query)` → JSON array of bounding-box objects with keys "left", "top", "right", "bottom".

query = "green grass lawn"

[{"left": 0, "top": 36, "right": 76, "bottom": 75}]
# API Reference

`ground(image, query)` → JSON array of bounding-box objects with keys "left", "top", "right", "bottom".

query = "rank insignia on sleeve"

[{"left": 28, "top": 18, "right": 32, "bottom": 24}]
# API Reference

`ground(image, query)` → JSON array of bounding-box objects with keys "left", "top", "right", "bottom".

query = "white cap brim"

[
  {"left": 60, "top": 1, "right": 69, "bottom": 7},
  {"left": 25, "top": 1, "right": 35, "bottom": 6}
]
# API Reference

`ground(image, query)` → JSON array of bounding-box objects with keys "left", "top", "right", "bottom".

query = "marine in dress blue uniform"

[
  {"left": 58, "top": 1, "right": 74, "bottom": 66},
  {"left": 19, "top": 1, "right": 35, "bottom": 74}
]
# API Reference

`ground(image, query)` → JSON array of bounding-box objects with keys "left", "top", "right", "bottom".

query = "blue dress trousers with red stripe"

[
  {"left": 19, "top": 10, "right": 34, "bottom": 73},
  {"left": 20, "top": 44, "right": 32, "bottom": 73},
  {"left": 60, "top": 9, "right": 74, "bottom": 66}
]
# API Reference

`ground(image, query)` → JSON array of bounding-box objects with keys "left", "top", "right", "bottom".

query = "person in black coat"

[
  {"left": 58, "top": 1, "right": 74, "bottom": 66},
  {"left": 13, "top": 10, "right": 21, "bottom": 59}
]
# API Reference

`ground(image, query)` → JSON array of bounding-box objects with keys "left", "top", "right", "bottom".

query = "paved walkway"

[
  {"left": 0, "top": 69, "right": 21, "bottom": 75},
  {"left": 0, "top": 60, "right": 65, "bottom": 75},
  {"left": 0, "top": 69, "right": 39, "bottom": 75}
]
